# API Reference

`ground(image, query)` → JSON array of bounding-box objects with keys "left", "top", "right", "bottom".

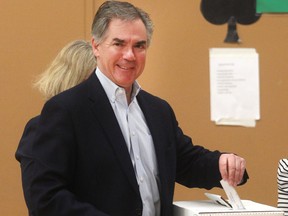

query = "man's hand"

[{"left": 219, "top": 153, "right": 246, "bottom": 187}]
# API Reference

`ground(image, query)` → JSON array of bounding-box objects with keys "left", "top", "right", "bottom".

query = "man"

[{"left": 30, "top": 1, "right": 248, "bottom": 216}]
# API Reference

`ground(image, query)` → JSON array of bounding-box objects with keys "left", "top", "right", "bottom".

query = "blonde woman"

[{"left": 15, "top": 40, "right": 96, "bottom": 216}]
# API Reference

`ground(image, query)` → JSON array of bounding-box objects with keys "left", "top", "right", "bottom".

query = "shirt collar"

[{"left": 95, "top": 67, "right": 141, "bottom": 103}]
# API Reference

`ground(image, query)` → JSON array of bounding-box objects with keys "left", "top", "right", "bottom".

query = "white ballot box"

[{"left": 173, "top": 200, "right": 284, "bottom": 216}]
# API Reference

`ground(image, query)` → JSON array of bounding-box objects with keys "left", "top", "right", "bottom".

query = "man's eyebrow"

[
  {"left": 112, "top": 38, "right": 125, "bottom": 43},
  {"left": 135, "top": 40, "right": 147, "bottom": 46},
  {"left": 112, "top": 38, "right": 147, "bottom": 45}
]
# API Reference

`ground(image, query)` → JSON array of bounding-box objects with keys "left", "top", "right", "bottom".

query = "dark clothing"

[
  {"left": 18, "top": 72, "right": 247, "bottom": 216},
  {"left": 15, "top": 116, "right": 39, "bottom": 216}
]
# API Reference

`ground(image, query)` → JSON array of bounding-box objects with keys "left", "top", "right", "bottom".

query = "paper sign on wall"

[{"left": 209, "top": 48, "right": 260, "bottom": 127}]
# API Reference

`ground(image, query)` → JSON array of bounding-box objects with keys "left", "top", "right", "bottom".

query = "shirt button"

[{"left": 136, "top": 155, "right": 139, "bottom": 160}]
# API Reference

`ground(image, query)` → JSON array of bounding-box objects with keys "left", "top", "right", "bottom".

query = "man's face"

[{"left": 92, "top": 18, "right": 148, "bottom": 91}]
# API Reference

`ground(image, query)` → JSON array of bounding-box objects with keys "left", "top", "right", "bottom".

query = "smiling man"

[
  {"left": 92, "top": 18, "right": 147, "bottom": 103},
  {"left": 30, "top": 1, "right": 248, "bottom": 216}
]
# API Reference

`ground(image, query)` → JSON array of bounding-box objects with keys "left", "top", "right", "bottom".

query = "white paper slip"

[
  {"left": 205, "top": 192, "right": 232, "bottom": 208},
  {"left": 220, "top": 179, "right": 245, "bottom": 210}
]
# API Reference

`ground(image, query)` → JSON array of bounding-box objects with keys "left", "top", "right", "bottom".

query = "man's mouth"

[{"left": 118, "top": 65, "right": 134, "bottom": 70}]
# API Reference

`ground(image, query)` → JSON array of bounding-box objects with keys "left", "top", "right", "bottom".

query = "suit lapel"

[{"left": 85, "top": 74, "right": 139, "bottom": 194}]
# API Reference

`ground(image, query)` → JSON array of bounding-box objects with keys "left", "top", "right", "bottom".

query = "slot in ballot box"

[{"left": 173, "top": 200, "right": 285, "bottom": 216}]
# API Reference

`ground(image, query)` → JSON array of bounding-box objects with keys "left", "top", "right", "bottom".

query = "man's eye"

[
  {"left": 135, "top": 44, "right": 146, "bottom": 49},
  {"left": 114, "top": 43, "right": 123, "bottom": 46}
]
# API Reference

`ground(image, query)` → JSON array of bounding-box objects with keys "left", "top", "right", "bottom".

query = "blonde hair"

[{"left": 34, "top": 40, "right": 96, "bottom": 100}]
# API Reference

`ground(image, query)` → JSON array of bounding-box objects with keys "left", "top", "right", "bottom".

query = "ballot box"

[{"left": 173, "top": 200, "right": 284, "bottom": 216}]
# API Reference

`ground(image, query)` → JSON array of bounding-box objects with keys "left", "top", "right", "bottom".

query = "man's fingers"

[
  {"left": 219, "top": 154, "right": 229, "bottom": 181},
  {"left": 219, "top": 154, "right": 246, "bottom": 187}
]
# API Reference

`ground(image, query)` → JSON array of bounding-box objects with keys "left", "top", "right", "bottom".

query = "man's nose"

[{"left": 123, "top": 47, "right": 136, "bottom": 61}]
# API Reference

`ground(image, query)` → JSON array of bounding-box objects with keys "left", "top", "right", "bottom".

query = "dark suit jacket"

[
  {"left": 30, "top": 72, "right": 246, "bottom": 216},
  {"left": 16, "top": 116, "right": 39, "bottom": 216}
]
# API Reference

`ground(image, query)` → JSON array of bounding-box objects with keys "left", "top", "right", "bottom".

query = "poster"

[{"left": 209, "top": 48, "right": 260, "bottom": 127}]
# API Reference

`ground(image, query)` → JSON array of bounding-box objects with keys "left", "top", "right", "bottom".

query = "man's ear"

[{"left": 91, "top": 37, "right": 99, "bottom": 57}]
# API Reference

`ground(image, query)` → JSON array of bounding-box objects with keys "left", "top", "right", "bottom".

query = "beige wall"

[{"left": 1, "top": 0, "right": 288, "bottom": 215}]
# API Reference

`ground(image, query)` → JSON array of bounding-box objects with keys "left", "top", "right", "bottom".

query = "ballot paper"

[
  {"left": 204, "top": 180, "right": 244, "bottom": 210},
  {"left": 205, "top": 193, "right": 232, "bottom": 208},
  {"left": 220, "top": 179, "right": 245, "bottom": 210},
  {"left": 209, "top": 48, "right": 260, "bottom": 127}
]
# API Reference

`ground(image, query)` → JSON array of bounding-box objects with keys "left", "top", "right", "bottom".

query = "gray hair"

[{"left": 91, "top": 1, "right": 154, "bottom": 47}]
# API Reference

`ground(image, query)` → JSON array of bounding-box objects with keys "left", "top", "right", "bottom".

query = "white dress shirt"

[{"left": 96, "top": 68, "right": 160, "bottom": 216}]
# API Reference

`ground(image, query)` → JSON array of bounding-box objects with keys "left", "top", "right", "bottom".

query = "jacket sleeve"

[
  {"left": 174, "top": 124, "right": 223, "bottom": 189},
  {"left": 166, "top": 102, "right": 248, "bottom": 189}
]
